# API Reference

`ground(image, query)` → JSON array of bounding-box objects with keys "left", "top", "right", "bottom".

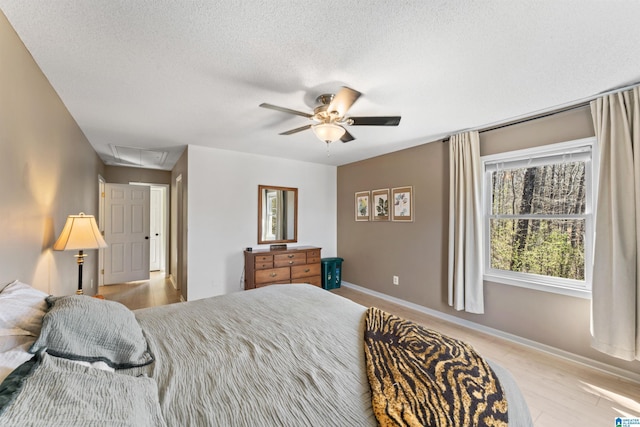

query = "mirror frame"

[{"left": 257, "top": 185, "right": 298, "bottom": 245}]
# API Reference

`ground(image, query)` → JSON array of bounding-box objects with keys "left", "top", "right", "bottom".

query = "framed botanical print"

[
  {"left": 371, "top": 188, "right": 390, "bottom": 221},
  {"left": 355, "top": 191, "right": 370, "bottom": 221},
  {"left": 391, "top": 186, "right": 413, "bottom": 222}
]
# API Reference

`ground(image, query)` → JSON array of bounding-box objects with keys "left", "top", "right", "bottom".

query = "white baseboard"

[{"left": 341, "top": 281, "right": 640, "bottom": 384}]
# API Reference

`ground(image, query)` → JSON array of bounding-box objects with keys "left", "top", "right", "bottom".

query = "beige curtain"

[
  {"left": 448, "top": 131, "right": 484, "bottom": 314},
  {"left": 590, "top": 86, "right": 640, "bottom": 361}
]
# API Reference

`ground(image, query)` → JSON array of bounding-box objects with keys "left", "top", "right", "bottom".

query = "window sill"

[{"left": 483, "top": 273, "right": 592, "bottom": 299}]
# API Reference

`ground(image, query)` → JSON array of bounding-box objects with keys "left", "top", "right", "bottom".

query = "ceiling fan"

[{"left": 259, "top": 86, "right": 401, "bottom": 144}]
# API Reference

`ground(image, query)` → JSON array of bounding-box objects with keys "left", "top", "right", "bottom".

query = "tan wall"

[
  {"left": 0, "top": 11, "right": 105, "bottom": 295},
  {"left": 103, "top": 165, "right": 171, "bottom": 185},
  {"left": 338, "top": 106, "right": 640, "bottom": 375}
]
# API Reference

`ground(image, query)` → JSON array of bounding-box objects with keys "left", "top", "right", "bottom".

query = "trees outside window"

[{"left": 482, "top": 138, "right": 596, "bottom": 297}]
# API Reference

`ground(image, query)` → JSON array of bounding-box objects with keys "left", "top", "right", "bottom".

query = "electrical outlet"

[
  {"left": 90, "top": 279, "right": 94, "bottom": 289},
  {"left": 393, "top": 275, "right": 399, "bottom": 285}
]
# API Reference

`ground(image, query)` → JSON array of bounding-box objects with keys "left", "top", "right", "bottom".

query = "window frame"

[{"left": 481, "top": 137, "right": 597, "bottom": 299}]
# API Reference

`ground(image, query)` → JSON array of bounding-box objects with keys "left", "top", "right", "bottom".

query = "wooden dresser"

[{"left": 244, "top": 246, "right": 322, "bottom": 289}]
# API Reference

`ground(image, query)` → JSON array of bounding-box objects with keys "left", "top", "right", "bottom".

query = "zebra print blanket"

[{"left": 364, "top": 307, "right": 508, "bottom": 427}]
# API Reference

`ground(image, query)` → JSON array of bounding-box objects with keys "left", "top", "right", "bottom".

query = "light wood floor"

[
  {"left": 102, "top": 278, "right": 640, "bottom": 426},
  {"left": 98, "top": 271, "right": 181, "bottom": 311}
]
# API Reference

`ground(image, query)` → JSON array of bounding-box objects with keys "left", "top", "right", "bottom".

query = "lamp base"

[{"left": 75, "top": 250, "right": 86, "bottom": 296}]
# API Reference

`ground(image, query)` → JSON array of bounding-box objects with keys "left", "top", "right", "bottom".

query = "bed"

[{"left": 0, "top": 280, "right": 533, "bottom": 426}]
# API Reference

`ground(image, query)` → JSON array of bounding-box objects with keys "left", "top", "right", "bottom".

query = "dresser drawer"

[
  {"left": 298, "top": 276, "right": 322, "bottom": 287},
  {"left": 255, "top": 254, "right": 274, "bottom": 270},
  {"left": 307, "top": 249, "right": 322, "bottom": 264},
  {"left": 306, "top": 249, "right": 321, "bottom": 262},
  {"left": 291, "top": 263, "right": 321, "bottom": 279},
  {"left": 274, "top": 252, "right": 306, "bottom": 267},
  {"left": 255, "top": 255, "right": 273, "bottom": 264},
  {"left": 255, "top": 267, "right": 291, "bottom": 284},
  {"left": 255, "top": 261, "right": 274, "bottom": 270}
]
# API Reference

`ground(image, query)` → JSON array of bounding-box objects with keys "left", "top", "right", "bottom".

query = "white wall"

[{"left": 187, "top": 145, "right": 337, "bottom": 300}]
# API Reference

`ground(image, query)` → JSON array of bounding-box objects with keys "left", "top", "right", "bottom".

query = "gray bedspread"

[
  {"left": 0, "top": 353, "right": 165, "bottom": 426},
  {"left": 134, "top": 284, "right": 375, "bottom": 426},
  {"left": 133, "top": 284, "right": 532, "bottom": 427}
]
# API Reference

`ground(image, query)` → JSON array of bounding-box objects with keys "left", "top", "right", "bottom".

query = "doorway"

[
  {"left": 149, "top": 185, "right": 168, "bottom": 272},
  {"left": 129, "top": 182, "right": 169, "bottom": 276},
  {"left": 103, "top": 183, "right": 151, "bottom": 284},
  {"left": 98, "top": 181, "right": 169, "bottom": 286}
]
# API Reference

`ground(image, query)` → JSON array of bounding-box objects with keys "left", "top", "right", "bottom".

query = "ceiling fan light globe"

[{"left": 312, "top": 123, "right": 345, "bottom": 143}]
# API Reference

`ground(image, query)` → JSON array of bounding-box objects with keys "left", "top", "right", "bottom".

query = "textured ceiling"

[{"left": 2, "top": 1, "right": 640, "bottom": 169}]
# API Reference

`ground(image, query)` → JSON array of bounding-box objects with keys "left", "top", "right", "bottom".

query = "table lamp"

[{"left": 53, "top": 212, "right": 108, "bottom": 295}]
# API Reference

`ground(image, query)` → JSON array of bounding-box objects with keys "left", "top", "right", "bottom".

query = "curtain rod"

[{"left": 441, "top": 81, "right": 640, "bottom": 143}]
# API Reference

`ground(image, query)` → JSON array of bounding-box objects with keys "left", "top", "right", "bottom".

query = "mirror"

[{"left": 258, "top": 185, "right": 298, "bottom": 244}]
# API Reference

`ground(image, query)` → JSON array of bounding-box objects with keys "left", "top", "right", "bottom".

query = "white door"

[
  {"left": 104, "top": 184, "right": 150, "bottom": 284},
  {"left": 149, "top": 186, "right": 163, "bottom": 271}
]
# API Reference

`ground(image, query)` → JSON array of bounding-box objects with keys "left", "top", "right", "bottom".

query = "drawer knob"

[
  {"left": 287, "top": 254, "right": 294, "bottom": 258},
  {"left": 304, "top": 268, "right": 310, "bottom": 273},
  {"left": 270, "top": 273, "right": 277, "bottom": 277},
  {"left": 288, "top": 261, "right": 294, "bottom": 264}
]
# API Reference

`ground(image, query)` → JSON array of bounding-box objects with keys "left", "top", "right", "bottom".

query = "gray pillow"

[{"left": 29, "top": 296, "right": 153, "bottom": 369}]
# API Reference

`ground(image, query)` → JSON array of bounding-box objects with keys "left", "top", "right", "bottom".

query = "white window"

[
  {"left": 266, "top": 190, "right": 278, "bottom": 240},
  {"left": 481, "top": 137, "right": 597, "bottom": 298}
]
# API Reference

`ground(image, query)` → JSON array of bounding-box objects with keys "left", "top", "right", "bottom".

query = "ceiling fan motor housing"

[{"left": 314, "top": 94, "right": 340, "bottom": 123}]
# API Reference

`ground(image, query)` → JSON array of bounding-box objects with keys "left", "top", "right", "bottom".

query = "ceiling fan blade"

[
  {"left": 259, "top": 103, "right": 312, "bottom": 118},
  {"left": 328, "top": 87, "right": 361, "bottom": 117},
  {"left": 348, "top": 116, "right": 401, "bottom": 126},
  {"left": 279, "top": 124, "right": 312, "bottom": 135},
  {"left": 340, "top": 129, "right": 355, "bottom": 143}
]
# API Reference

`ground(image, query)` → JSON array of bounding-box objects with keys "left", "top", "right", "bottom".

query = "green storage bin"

[{"left": 321, "top": 257, "right": 343, "bottom": 290}]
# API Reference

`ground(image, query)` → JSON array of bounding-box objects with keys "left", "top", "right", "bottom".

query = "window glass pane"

[
  {"left": 491, "top": 161, "right": 586, "bottom": 215},
  {"left": 490, "top": 218, "right": 585, "bottom": 280}
]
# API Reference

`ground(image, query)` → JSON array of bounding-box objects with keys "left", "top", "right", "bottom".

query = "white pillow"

[
  {"left": 0, "top": 337, "right": 34, "bottom": 383},
  {"left": 67, "top": 359, "right": 115, "bottom": 373},
  {"left": 0, "top": 280, "right": 49, "bottom": 337}
]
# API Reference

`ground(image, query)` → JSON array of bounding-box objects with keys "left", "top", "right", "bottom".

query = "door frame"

[
  {"left": 98, "top": 174, "right": 106, "bottom": 286},
  {"left": 176, "top": 173, "right": 185, "bottom": 296}
]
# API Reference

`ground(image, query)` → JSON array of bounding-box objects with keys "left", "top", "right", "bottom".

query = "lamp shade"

[
  {"left": 312, "top": 123, "right": 346, "bottom": 143},
  {"left": 53, "top": 213, "right": 107, "bottom": 251}
]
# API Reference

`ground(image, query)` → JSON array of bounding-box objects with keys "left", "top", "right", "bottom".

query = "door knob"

[{"left": 145, "top": 236, "right": 149, "bottom": 240}]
